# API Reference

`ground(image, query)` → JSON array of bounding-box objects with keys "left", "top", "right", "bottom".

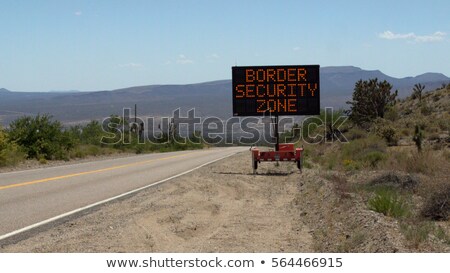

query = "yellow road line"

[{"left": 0, "top": 152, "right": 196, "bottom": 191}]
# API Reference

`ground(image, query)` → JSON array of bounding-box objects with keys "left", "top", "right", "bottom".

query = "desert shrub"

[
  {"left": 420, "top": 103, "right": 433, "bottom": 116},
  {"left": 432, "top": 94, "right": 441, "bottom": 102},
  {"left": 384, "top": 106, "right": 399, "bottom": 121},
  {"left": 81, "top": 120, "right": 104, "bottom": 145},
  {"left": 414, "top": 118, "right": 428, "bottom": 131},
  {"left": 8, "top": 114, "right": 75, "bottom": 160},
  {"left": 343, "top": 159, "right": 361, "bottom": 171},
  {"left": 0, "top": 126, "right": 26, "bottom": 166},
  {"left": 369, "top": 172, "right": 420, "bottom": 191},
  {"left": 380, "top": 126, "right": 398, "bottom": 146},
  {"left": 368, "top": 186, "right": 409, "bottom": 218},
  {"left": 38, "top": 157, "right": 48, "bottom": 164},
  {"left": 362, "top": 151, "right": 387, "bottom": 168},
  {"left": 421, "top": 184, "right": 450, "bottom": 221},
  {"left": 0, "top": 142, "right": 25, "bottom": 166},
  {"left": 0, "top": 126, "right": 6, "bottom": 149},
  {"left": 344, "top": 127, "right": 368, "bottom": 141},
  {"left": 399, "top": 127, "right": 410, "bottom": 137},
  {"left": 437, "top": 118, "right": 449, "bottom": 131},
  {"left": 373, "top": 119, "right": 399, "bottom": 146},
  {"left": 341, "top": 135, "right": 387, "bottom": 168}
]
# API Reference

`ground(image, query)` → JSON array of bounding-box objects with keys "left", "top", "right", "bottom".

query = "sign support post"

[{"left": 273, "top": 114, "right": 279, "bottom": 151}]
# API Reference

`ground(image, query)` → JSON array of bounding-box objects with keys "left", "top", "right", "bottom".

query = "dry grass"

[
  {"left": 323, "top": 173, "right": 352, "bottom": 200},
  {"left": 382, "top": 148, "right": 448, "bottom": 175},
  {"left": 401, "top": 220, "right": 434, "bottom": 249}
]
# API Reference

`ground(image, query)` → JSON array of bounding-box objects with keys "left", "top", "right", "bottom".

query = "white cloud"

[
  {"left": 293, "top": 46, "right": 301, "bottom": 51},
  {"left": 378, "top": 30, "right": 446, "bottom": 42},
  {"left": 74, "top": 11, "right": 82, "bottom": 16},
  {"left": 415, "top": 31, "right": 446, "bottom": 42},
  {"left": 118, "top": 63, "right": 143, "bottom": 68},
  {"left": 209, "top": 53, "right": 220, "bottom": 59},
  {"left": 177, "top": 54, "right": 194, "bottom": 64},
  {"left": 206, "top": 53, "right": 220, "bottom": 63}
]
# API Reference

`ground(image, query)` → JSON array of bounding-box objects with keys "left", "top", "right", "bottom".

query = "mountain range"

[{"left": 1, "top": 66, "right": 449, "bottom": 126}]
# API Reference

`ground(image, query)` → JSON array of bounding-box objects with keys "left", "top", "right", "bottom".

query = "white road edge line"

[{"left": 0, "top": 151, "right": 240, "bottom": 242}]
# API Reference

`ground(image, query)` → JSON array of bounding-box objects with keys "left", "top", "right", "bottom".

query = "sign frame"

[{"left": 232, "top": 65, "right": 320, "bottom": 116}]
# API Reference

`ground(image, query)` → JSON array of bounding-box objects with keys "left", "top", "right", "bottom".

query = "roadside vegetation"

[
  {"left": 0, "top": 114, "right": 204, "bottom": 167},
  {"left": 289, "top": 80, "right": 450, "bottom": 251}
]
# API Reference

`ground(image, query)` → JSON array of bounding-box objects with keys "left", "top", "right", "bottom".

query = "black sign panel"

[{"left": 232, "top": 65, "right": 320, "bottom": 116}]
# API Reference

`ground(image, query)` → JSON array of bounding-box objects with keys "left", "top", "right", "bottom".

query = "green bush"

[
  {"left": 8, "top": 114, "right": 75, "bottom": 160},
  {"left": 346, "top": 78, "right": 397, "bottom": 127},
  {"left": 0, "top": 126, "right": 6, "bottom": 148},
  {"left": 368, "top": 187, "right": 409, "bottom": 218},
  {"left": 81, "top": 120, "right": 104, "bottom": 145},
  {"left": 373, "top": 119, "right": 399, "bottom": 146},
  {"left": 0, "top": 142, "right": 25, "bottom": 167},
  {"left": 0, "top": 126, "right": 25, "bottom": 166}
]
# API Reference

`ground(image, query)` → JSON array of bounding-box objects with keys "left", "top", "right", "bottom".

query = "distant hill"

[
  {"left": 0, "top": 66, "right": 449, "bottom": 126},
  {"left": 320, "top": 66, "right": 449, "bottom": 106}
]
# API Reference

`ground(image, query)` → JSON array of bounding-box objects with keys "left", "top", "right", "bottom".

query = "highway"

[{"left": 0, "top": 147, "right": 247, "bottom": 241}]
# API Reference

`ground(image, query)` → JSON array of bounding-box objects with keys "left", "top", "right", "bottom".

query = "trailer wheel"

[{"left": 252, "top": 159, "right": 258, "bottom": 174}]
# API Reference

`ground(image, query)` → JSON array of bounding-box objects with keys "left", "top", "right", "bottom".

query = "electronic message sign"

[{"left": 232, "top": 65, "right": 320, "bottom": 116}]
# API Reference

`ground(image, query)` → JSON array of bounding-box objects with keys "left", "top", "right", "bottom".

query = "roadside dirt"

[{"left": 2, "top": 152, "right": 448, "bottom": 252}]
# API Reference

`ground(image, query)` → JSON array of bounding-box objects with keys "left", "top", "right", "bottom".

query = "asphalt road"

[{"left": 0, "top": 147, "right": 247, "bottom": 239}]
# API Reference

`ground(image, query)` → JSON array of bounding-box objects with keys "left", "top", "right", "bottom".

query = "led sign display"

[{"left": 232, "top": 65, "right": 320, "bottom": 116}]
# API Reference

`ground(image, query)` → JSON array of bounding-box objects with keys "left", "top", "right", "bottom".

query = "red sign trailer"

[{"left": 251, "top": 143, "right": 303, "bottom": 174}]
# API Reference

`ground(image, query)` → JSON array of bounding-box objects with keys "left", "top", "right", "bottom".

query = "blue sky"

[{"left": 0, "top": 0, "right": 449, "bottom": 91}]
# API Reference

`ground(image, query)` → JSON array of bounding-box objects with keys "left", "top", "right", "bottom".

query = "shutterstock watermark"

[{"left": 100, "top": 107, "right": 348, "bottom": 146}]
